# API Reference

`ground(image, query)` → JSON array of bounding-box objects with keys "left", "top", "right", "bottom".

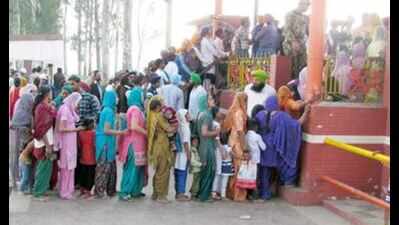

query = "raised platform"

[{"left": 322, "top": 199, "right": 386, "bottom": 225}]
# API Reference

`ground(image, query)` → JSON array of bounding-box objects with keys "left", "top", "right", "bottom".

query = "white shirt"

[
  {"left": 188, "top": 85, "right": 207, "bottom": 119},
  {"left": 164, "top": 61, "right": 179, "bottom": 77},
  {"left": 214, "top": 37, "right": 228, "bottom": 58},
  {"left": 200, "top": 37, "right": 219, "bottom": 74},
  {"left": 298, "top": 67, "right": 308, "bottom": 100},
  {"left": 244, "top": 83, "right": 276, "bottom": 117},
  {"left": 34, "top": 127, "right": 54, "bottom": 149},
  {"left": 245, "top": 130, "right": 266, "bottom": 164},
  {"left": 174, "top": 118, "right": 191, "bottom": 170},
  {"left": 159, "top": 84, "right": 184, "bottom": 111},
  {"left": 216, "top": 144, "right": 232, "bottom": 175},
  {"left": 156, "top": 69, "right": 170, "bottom": 86}
]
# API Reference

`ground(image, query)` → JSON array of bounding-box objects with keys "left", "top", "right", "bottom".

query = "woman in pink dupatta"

[
  {"left": 55, "top": 92, "right": 84, "bottom": 200},
  {"left": 118, "top": 104, "right": 148, "bottom": 201}
]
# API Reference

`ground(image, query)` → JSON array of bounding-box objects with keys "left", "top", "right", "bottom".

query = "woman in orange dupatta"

[
  {"left": 277, "top": 85, "right": 307, "bottom": 119},
  {"left": 222, "top": 92, "right": 248, "bottom": 201}
]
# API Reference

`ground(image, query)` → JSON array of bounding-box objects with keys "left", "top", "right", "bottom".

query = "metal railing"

[
  {"left": 322, "top": 137, "right": 390, "bottom": 225},
  {"left": 223, "top": 56, "right": 272, "bottom": 90},
  {"left": 322, "top": 57, "right": 385, "bottom": 104}
]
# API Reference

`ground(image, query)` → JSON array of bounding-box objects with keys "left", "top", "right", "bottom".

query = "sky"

[{"left": 65, "top": 0, "right": 390, "bottom": 77}]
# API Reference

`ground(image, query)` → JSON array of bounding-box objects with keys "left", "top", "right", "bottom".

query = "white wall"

[{"left": 9, "top": 40, "right": 65, "bottom": 70}]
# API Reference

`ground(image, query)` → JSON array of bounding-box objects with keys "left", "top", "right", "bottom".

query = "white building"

[{"left": 9, "top": 34, "right": 64, "bottom": 73}]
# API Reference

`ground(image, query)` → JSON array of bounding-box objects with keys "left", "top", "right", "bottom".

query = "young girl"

[
  {"left": 235, "top": 149, "right": 258, "bottom": 199},
  {"left": 245, "top": 119, "right": 266, "bottom": 200},
  {"left": 174, "top": 109, "right": 191, "bottom": 201},
  {"left": 189, "top": 137, "right": 201, "bottom": 200},
  {"left": 78, "top": 119, "right": 96, "bottom": 199},
  {"left": 19, "top": 141, "right": 34, "bottom": 194},
  {"left": 212, "top": 134, "right": 233, "bottom": 200},
  {"left": 161, "top": 106, "right": 179, "bottom": 151}
]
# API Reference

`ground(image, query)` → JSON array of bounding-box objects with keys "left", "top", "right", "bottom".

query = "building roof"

[
  {"left": 9, "top": 33, "right": 63, "bottom": 41},
  {"left": 187, "top": 15, "right": 249, "bottom": 29}
]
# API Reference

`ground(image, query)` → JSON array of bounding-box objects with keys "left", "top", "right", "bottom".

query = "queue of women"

[{"left": 9, "top": 66, "right": 312, "bottom": 203}]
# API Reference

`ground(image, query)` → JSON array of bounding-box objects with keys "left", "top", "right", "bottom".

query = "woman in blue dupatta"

[
  {"left": 94, "top": 90, "right": 127, "bottom": 199},
  {"left": 196, "top": 94, "right": 220, "bottom": 201},
  {"left": 254, "top": 95, "right": 310, "bottom": 201}
]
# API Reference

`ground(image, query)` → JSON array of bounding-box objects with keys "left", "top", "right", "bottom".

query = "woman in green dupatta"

[
  {"left": 52, "top": 84, "right": 73, "bottom": 110},
  {"left": 147, "top": 95, "right": 176, "bottom": 203},
  {"left": 195, "top": 94, "right": 220, "bottom": 202}
]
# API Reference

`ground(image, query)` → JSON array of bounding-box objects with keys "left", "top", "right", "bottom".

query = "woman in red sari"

[{"left": 32, "top": 86, "right": 57, "bottom": 201}]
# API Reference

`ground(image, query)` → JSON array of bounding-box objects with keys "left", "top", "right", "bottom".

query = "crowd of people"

[
  {"left": 9, "top": 0, "right": 387, "bottom": 204},
  {"left": 9, "top": 60, "right": 312, "bottom": 203}
]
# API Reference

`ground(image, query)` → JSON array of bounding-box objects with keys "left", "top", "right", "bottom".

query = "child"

[
  {"left": 189, "top": 137, "right": 201, "bottom": 200},
  {"left": 212, "top": 132, "right": 233, "bottom": 200},
  {"left": 235, "top": 149, "right": 258, "bottom": 196},
  {"left": 19, "top": 141, "right": 34, "bottom": 194},
  {"left": 211, "top": 108, "right": 233, "bottom": 200},
  {"left": 161, "top": 106, "right": 179, "bottom": 151},
  {"left": 78, "top": 119, "right": 96, "bottom": 199},
  {"left": 245, "top": 119, "right": 266, "bottom": 200}
]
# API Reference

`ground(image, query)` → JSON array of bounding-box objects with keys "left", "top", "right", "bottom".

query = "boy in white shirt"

[{"left": 245, "top": 119, "right": 266, "bottom": 200}]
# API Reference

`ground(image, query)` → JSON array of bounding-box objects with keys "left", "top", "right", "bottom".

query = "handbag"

[
  {"left": 221, "top": 159, "right": 234, "bottom": 175},
  {"left": 236, "top": 161, "right": 257, "bottom": 189}
]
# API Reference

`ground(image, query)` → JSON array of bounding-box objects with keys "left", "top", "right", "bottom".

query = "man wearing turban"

[{"left": 244, "top": 69, "right": 276, "bottom": 117}]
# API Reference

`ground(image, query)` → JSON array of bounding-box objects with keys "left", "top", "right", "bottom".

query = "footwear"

[
  {"left": 33, "top": 196, "right": 49, "bottom": 202},
  {"left": 119, "top": 195, "right": 131, "bottom": 201},
  {"left": 176, "top": 194, "right": 190, "bottom": 201},
  {"left": 156, "top": 198, "right": 170, "bottom": 204}
]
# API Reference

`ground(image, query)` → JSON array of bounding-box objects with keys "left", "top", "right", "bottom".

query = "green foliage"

[{"left": 9, "top": 0, "right": 62, "bottom": 35}]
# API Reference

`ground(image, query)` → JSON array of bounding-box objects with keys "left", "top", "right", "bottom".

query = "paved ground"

[{"left": 9, "top": 130, "right": 350, "bottom": 225}]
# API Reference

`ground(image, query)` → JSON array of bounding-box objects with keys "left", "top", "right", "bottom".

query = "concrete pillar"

[
  {"left": 165, "top": 0, "right": 172, "bottom": 48},
  {"left": 253, "top": 0, "right": 259, "bottom": 28},
  {"left": 305, "top": 0, "right": 326, "bottom": 101},
  {"left": 213, "top": 0, "right": 223, "bottom": 37}
]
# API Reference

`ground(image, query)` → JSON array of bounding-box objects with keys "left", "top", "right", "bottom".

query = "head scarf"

[
  {"left": 20, "top": 77, "right": 28, "bottom": 87},
  {"left": 19, "top": 84, "right": 37, "bottom": 97},
  {"left": 62, "top": 92, "right": 82, "bottom": 122},
  {"left": 170, "top": 73, "right": 182, "bottom": 86},
  {"left": 264, "top": 95, "right": 279, "bottom": 112},
  {"left": 277, "top": 86, "right": 293, "bottom": 109},
  {"left": 222, "top": 92, "right": 247, "bottom": 132},
  {"left": 11, "top": 93, "right": 34, "bottom": 128},
  {"left": 127, "top": 87, "right": 144, "bottom": 109},
  {"left": 96, "top": 90, "right": 118, "bottom": 162},
  {"left": 63, "top": 84, "right": 74, "bottom": 94},
  {"left": 177, "top": 109, "right": 191, "bottom": 152},
  {"left": 190, "top": 72, "right": 202, "bottom": 85},
  {"left": 251, "top": 69, "right": 269, "bottom": 82},
  {"left": 197, "top": 94, "right": 208, "bottom": 114},
  {"left": 146, "top": 95, "right": 164, "bottom": 165},
  {"left": 102, "top": 89, "right": 117, "bottom": 110}
]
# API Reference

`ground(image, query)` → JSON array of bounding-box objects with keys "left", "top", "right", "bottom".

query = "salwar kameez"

[
  {"left": 196, "top": 109, "right": 217, "bottom": 202},
  {"left": 147, "top": 96, "right": 172, "bottom": 201},
  {"left": 94, "top": 152, "right": 117, "bottom": 197},
  {"left": 223, "top": 93, "right": 248, "bottom": 201},
  {"left": 59, "top": 169, "right": 75, "bottom": 199},
  {"left": 119, "top": 146, "right": 145, "bottom": 199},
  {"left": 95, "top": 90, "right": 119, "bottom": 198},
  {"left": 32, "top": 158, "right": 53, "bottom": 197}
]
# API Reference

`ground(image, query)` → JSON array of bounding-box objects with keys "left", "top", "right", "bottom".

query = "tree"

[
  {"left": 62, "top": 0, "right": 70, "bottom": 75},
  {"left": 101, "top": 0, "right": 111, "bottom": 81},
  {"left": 122, "top": 0, "right": 133, "bottom": 71},
  {"left": 94, "top": 0, "right": 101, "bottom": 72}
]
